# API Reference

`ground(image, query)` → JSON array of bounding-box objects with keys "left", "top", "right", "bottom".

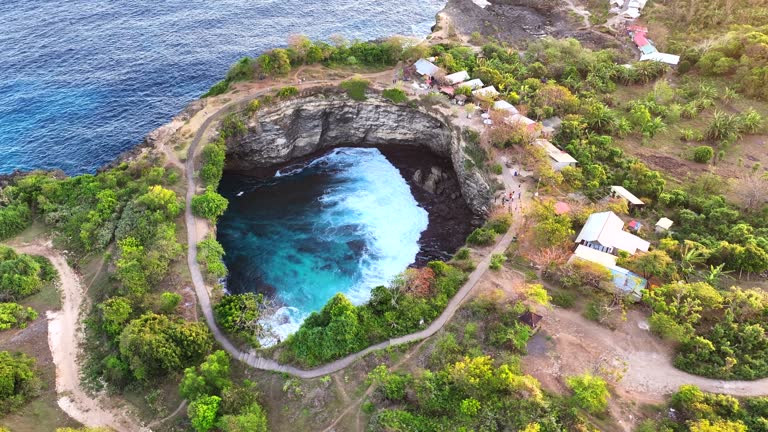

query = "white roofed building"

[
  {"left": 575, "top": 211, "right": 650, "bottom": 255},
  {"left": 640, "top": 52, "right": 680, "bottom": 65},
  {"left": 534, "top": 139, "right": 577, "bottom": 171},
  {"left": 493, "top": 100, "right": 519, "bottom": 114},
  {"left": 610, "top": 186, "right": 645, "bottom": 207},
  {"left": 472, "top": 86, "right": 499, "bottom": 99},
  {"left": 656, "top": 217, "right": 674, "bottom": 233},
  {"left": 445, "top": 70, "right": 470, "bottom": 84},
  {"left": 459, "top": 79, "right": 484, "bottom": 90},
  {"left": 414, "top": 58, "right": 440, "bottom": 76}
]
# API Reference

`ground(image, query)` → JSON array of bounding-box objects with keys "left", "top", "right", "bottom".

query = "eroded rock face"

[{"left": 224, "top": 94, "right": 492, "bottom": 216}]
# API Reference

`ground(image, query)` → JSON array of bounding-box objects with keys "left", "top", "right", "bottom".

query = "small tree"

[
  {"left": 191, "top": 188, "right": 229, "bottom": 221},
  {"left": 566, "top": 373, "right": 609, "bottom": 414},
  {"left": 188, "top": 395, "right": 221, "bottom": 432}
]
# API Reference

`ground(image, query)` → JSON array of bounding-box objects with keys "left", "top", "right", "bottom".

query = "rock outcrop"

[{"left": 225, "top": 94, "right": 492, "bottom": 216}]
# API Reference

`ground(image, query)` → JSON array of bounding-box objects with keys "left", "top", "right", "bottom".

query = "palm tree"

[
  {"left": 703, "top": 263, "right": 732, "bottom": 287},
  {"left": 680, "top": 242, "right": 706, "bottom": 281},
  {"left": 737, "top": 108, "right": 762, "bottom": 134},
  {"left": 698, "top": 83, "right": 718, "bottom": 100},
  {"left": 706, "top": 110, "right": 741, "bottom": 142}
]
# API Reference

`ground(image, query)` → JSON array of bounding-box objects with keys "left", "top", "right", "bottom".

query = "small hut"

[{"left": 519, "top": 311, "right": 543, "bottom": 332}]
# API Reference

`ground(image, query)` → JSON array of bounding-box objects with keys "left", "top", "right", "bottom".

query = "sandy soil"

[{"left": 12, "top": 241, "right": 146, "bottom": 432}]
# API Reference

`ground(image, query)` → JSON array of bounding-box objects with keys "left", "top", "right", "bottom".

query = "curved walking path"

[
  {"left": 182, "top": 79, "right": 519, "bottom": 378},
  {"left": 180, "top": 77, "right": 768, "bottom": 397}
]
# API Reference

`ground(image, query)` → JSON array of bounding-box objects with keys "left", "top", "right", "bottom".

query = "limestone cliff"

[{"left": 224, "top": 94, "right": 492, "bottom": 216}]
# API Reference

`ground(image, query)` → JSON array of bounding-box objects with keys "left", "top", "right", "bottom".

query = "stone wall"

[{"left": 224, "top": 93, "right": 492, "bottom": 216}]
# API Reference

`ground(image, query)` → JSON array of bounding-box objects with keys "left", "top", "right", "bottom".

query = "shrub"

[
  {"left": 197, "top": 236, "right": 227, "bottom": 280},
  {"left": 551, "top": 291, "right": 576, "bottom": 308},
  {"left": 0, "top": 351, "right": 41, "bottom": 414},
  {"left": 491, "top": 163, "right": 503, "bottom": 175},
  {"left": 276, "top": 86, "right": 299, "bottom": 98},
  {"left": 199, "top": 138, "right": 226, "bottom": 189},
  {"left": 118, "top": 313, "right": 213, "bottom": 380},
  {"left": 485, "top": 214, "right": 512, "bottom": 234},
  {"left": 0, "top": 202, "right": 32, "bottom": 240},
  {"left": 191, "top": 188, "right": 229, "bottom": 221},
  {"left": 566, "top": 373, "right": 609, "bottom": 413},
  {"left": 159, "top": 292, "right": 182, "bottom": 314},
  {"left": 340, "top": 78, "right": 369, "bottom": 101},
  {"left": 489, "top": 253, "right": 507, "bottom": 270},
  {"left": 454, "top": 247, "right": 471, "bottom": 260},
  {"left": 692, "top": 145, "right": 714, "bottom": 163},
  {"left": 382, "top": 88, "right": 407, "bottom": 104},
  {"left": 246, "top": 99, "right": 261, "bottom": 115},
  {"left": 466, "top": 228, "right": 496, "bottom": 246},
  {"left": 214, "top": 293, "right": 265, "bottom": 346},
  {"left": 202, "top": 80, "right": 229, "bottom": 98},
  {"left": 0, "top": 246, "right": 56, "bottom": 301},
  {"left": 0, "top": 303, "right": 38, "bottom": 330}
]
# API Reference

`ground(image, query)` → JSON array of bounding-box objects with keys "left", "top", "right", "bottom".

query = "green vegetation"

[
  {"left": 382, "top": 87, "right": 408, "bottom": 104},
  {"left": 0, "top": 201, "right": 31, "bottom": 240},
  {"left": 204, "top": 35, "right": 420, "bottom": 97},
  {"left": 0, "top": 351, "right": 41, "bottom": 414},
  {"left": 339, "top": 77, "right": 369, "bottom": 101},
  {"left": 489, "top": 253, "right": 506, "bottom": 270},
  {"left": 191, "top": 188, "right": 229, "bottom": 221},
  {"left": 118, "top": 313, "right": 212, "bottom": 380},
  {"left": 640, "top": 385, "right": 768, "bottom": 431},
  {"left": 159, "top": 292, "right": 182, "bottom": 314},
  {"left": 197, "top": 235, "right": 227, "bottom": 280},
  {"left": 283, "top": 261, "right": 466, "bottom": 366},
  {"left": 466, "top": 213, "right": 512, "bottom": 246},
  {"left": 180, "top": 351, "right": 268, "bottom": 432},
  {"left": 0, "top": 246, "right": 56, "bottom": 300},
  {"left": 200, "top": 137, "right": 226, "bottom": 189},
  {"left": 214, "top": 293, "right": 266, "bottom": 347},
  {"left": 566, "top": 373, "right": 609, "bottom": 414},
  {"left": 692, "top": 145, "right": 714, "bottom": 163},
  {"left": 276, "top": 86, "right": 299, "bottom": 98},
  {"left": 365, "top": 295, "right": 602, "bottom": 431},
  {"left": 0, "top": 302, "right": 38, "bottom": 330},
  {"left": 644, "top": 282, "right": 768, "bottom": 379}
]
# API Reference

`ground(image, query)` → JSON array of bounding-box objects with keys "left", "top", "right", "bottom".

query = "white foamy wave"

[
  {"left": 261, "top": 147, "right": 428, "bottom": 343},
  {"left": 324, "top": 148, "right": 428, "bottom": 304}
]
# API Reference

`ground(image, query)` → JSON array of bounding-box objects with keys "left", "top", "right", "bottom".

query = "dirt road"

[
  {"left": 12, "top": 241, "right": 145, "bottom": 432},
  {"left": 525, "top": 307, "right": 768, "bottom": 400}
]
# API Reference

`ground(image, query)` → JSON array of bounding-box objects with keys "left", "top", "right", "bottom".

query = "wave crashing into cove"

[{"left": 219, "top": 147, "right": 428, "bottom": 344}]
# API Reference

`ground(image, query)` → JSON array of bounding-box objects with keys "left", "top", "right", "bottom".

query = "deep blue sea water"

[
  {"left": 217, "top": 148, "right": 429, "bottom": 340},
  {"left": 0, "top": 0, "right": 444, "bottom": 175}
]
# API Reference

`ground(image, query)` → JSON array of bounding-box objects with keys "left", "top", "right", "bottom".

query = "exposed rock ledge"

[{"left": 224, "top": 94, "right": 492, "bottom": 216}]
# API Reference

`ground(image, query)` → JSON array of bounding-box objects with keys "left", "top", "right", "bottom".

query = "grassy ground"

[{"left": 610, "top": 77, "right": 768, "bottom": 192}]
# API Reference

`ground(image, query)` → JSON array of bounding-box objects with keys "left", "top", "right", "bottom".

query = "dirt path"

[
  {"left": 10, "top": 241, "right": 145, "bottom": 432},
  {"left": 147, "top": 400, "right": 188, "bottom": 429},
  {"left": 525, "top": 306, "right": 768, "bottom": 400}
]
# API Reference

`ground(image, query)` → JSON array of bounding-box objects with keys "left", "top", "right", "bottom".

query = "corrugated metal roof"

[
  {"left": 445, "top": 70, "right": 470, "bottom": 84},
  {"left": 610, "top": 186, "right": 645, "bottom": 205},
  {"left": 414, "top": 59, "right": 439, "bottom": 76},
  {"left": 460, "top": 79, "right": 484, "bottom": 90},
  {"left": 640, "top": 52, "right": 680, "bottom": 65}
]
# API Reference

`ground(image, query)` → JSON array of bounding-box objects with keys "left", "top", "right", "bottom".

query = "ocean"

[
  {"left": 217, "top": 148, "right": 429, "bottom": 341},
  {"left": 0, "top": 0, "right": 445, "bottom": 175}
]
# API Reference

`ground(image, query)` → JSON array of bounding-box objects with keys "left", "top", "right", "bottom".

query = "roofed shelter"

[
  {"left": 535, "top": 139, "right": 578, "bottom": 171},
  {"left": 610, "top": 186, "right": 644, "bottom": 208},
  {"left": 519, "top": 311, "right": 543, "bottom": 331},
  {"left": 414, "top": 58, "right": 440, "bottom": 76},
  {"left": 445, "top": 70, "right": 470, "bottom": 84},
  {"left": 575, "top": 211, "right": 650, "bottom": 255},
  {"left": 640, "top": 52, "right": 680, "bottom": 65}
]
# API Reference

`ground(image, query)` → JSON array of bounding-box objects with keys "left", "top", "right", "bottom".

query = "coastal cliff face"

[{"left": 224, "top": 94, "right": 492, "bottom": 216}]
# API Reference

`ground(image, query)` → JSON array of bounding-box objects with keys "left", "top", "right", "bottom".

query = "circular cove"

[{"left": 217, "top": 147, "right": 434, "bottom": 341}]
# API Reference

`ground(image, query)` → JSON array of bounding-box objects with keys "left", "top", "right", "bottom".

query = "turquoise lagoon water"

[{"left": 217, "top": 148, "right": 429, "bottom": 340}]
